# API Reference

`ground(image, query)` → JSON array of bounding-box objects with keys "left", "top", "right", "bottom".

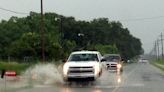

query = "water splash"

[{"left": 23, "top": 63, "right": 63, "bottom": 85}]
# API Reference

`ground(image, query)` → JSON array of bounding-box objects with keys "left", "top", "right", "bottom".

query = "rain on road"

[{"left": 1, "top": 62, "right": 164, "bottom": 92}]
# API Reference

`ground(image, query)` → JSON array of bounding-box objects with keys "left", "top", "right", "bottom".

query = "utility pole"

[
  {"left": 161, "top": 33, "right": 164, "bottom": 59},
  {"left": 60, "top": 16, "right": 63, "bottom": 46},
  {"left": 157, "top": 39, "right": 160, "bottom": 60},
  {"left": 40, "top": 0, "right": 45, "bottom": 62},
  {"left": 155, "top": 41, "right": 158, "bottom": 60}
]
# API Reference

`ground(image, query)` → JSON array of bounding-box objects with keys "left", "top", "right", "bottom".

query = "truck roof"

[{"left": 71, "top": 51, "right": 100, "bottom": 55}]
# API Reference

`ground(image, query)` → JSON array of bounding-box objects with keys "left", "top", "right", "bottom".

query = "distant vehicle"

[
  {"left": 138, "top": 59, "right": 149, "bottom": 63},
  {"left": 127, "top": 60, "right": 131, "bottom": 63},
  {"left": 101, "top": 54, "right": 123, "bottom": 72},
  {"left": 62, "top": 51, "right": 103, "bottom": 81},
  {"left": 127, "top": 60, "right": 133, "bottom": 63}
]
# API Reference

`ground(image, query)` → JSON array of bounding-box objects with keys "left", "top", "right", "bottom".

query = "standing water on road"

[{"left": 0, "top": 63, "right": 64, "bottom": 92}]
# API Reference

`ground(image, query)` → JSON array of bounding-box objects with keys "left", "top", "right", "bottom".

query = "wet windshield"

[
  {"left": 104, "top": 56, "right": 120, "bottom": 62},
  {"left": 69, "top": 54, "right": 98, "bottom": 61}
]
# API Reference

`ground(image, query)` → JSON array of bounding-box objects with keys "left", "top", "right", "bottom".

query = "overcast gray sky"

[{"left": 1, "top": 0, "right": 164, "bottom": 53}]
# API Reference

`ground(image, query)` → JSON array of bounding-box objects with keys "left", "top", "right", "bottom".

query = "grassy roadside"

[
  {"left": 0, "top": 61, "right": 63, "bottom": 75},
  {"left": 156, "top": 60, "right": 164, "bottom": 65},
  {"left": 150, "top": 61, "right": 164, "bottom": 71},
  {"left": 0, "top": 62, "right": 31, "bottom": 75}
]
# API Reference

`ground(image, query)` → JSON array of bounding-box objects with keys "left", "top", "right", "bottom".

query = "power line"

[
  {"left": 1, "top": 5, "right": 164, "bottom": 21},
  {"left": 1, "top": 4, "right": 164, "bottom": 22},
  {"left": 0, "top": 6, "right": 28, "bottom": 15},
  {"left": 119, "top": 16, "right": 164, "bottom": 22}
]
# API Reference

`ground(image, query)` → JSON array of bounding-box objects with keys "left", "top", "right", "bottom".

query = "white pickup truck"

[{"left": 63, "top": 51, "right": 103, "bottom": 81}]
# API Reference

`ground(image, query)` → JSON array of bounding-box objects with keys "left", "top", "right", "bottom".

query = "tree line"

[{"left": 0, "top": 12, "right": 143, "bottom": 62}]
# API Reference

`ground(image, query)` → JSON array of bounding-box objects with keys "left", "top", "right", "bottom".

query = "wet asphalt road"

[{"left": 1, "top": 62, "right": 164, "bottom": 92}]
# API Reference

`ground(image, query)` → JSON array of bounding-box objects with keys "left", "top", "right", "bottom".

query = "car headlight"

[
  {"left": 117, "top": 64, "right": 122, "bottom": 69},
  {"left": 63, "top": 63, "right": 69, "bottom": 76}
]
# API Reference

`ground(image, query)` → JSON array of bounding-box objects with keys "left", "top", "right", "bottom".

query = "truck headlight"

[
  {"left": 94, "top": 64, "right": 100, "bottom": 75},
  {"left": 117, "top": 64, "right": 122, "bottom": 69},
  {"left": 63, "top": 63, "right": 69, "bottom": 76}
]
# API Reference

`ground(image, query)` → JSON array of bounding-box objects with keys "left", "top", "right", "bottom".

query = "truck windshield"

[
  {"left": 104, "top": 56, "right": 120, "bottom": 62},
  {"left": 69, "top": 54, "right": 98, "bottom": 61}
]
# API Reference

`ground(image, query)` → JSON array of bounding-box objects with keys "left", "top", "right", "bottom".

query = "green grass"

[
  {"left": 0, "top": 62, "right": 30, "bottom": 75},
  {"left": 156, "top": 60, "right": 164, "bottom": 65},
  {"left": 0, "top": 61, "right": 63, "bottom": 75},
  {"left": 151, "top": 61, "right": 164, "bottom": 71}
]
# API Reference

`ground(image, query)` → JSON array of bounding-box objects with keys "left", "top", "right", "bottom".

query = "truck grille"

[
  {"left": 106, "top": 64, "right": 117, "bottom": 66},
  {"left": 68, "top": 66, "right": 94, "bottom": 74},
  {"left": 111, "top": 64, "right": 117, "bottom": 66},
  {"left": 106, "top": 64, "right": 117, "bottom": 70}
]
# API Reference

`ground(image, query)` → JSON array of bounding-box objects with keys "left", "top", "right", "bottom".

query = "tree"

[
  {"left": 0, "top": 12, "right": 143, "bottom": 62},
  {"left": 94, "top": 44, "right": 119, "bottom": 55}
]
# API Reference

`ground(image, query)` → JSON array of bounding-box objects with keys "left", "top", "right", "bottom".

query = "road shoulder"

[{"left": 150, "top": 62, "right": 164, "bottom": 72}]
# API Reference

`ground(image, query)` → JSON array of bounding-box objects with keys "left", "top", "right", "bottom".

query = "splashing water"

[{"left": 23, "top": 63, "right": 63, "bottom": 85}]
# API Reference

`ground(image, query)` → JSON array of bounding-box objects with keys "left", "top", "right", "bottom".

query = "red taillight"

[{"left": 5, "top": 71, "right": 16, "bottom": 76}]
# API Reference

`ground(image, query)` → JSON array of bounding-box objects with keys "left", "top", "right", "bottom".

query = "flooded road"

[{"left": 1, "top": 63, "right": 164, "bottom": 92}]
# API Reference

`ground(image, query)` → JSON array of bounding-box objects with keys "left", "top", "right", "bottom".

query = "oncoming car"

[
  {"left": 63, "top": 51, "right": 103, "bottom": 81},
  {"left": 138, "top": 59, "right": 149, "bottom": 63},
  {"left": 101, "top": 54, "right": 123, "bottom": 72}
]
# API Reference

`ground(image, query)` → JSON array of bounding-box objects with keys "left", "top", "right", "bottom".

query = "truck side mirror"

[
  {"left": 1, "top": 69, "right": 6, "bottom": 79},
  {"left": 121, "top": 59, "right": 125, "bottom": 63},
  {"left": 101, "top": 58, "right": 107, "bottom": 62}
]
